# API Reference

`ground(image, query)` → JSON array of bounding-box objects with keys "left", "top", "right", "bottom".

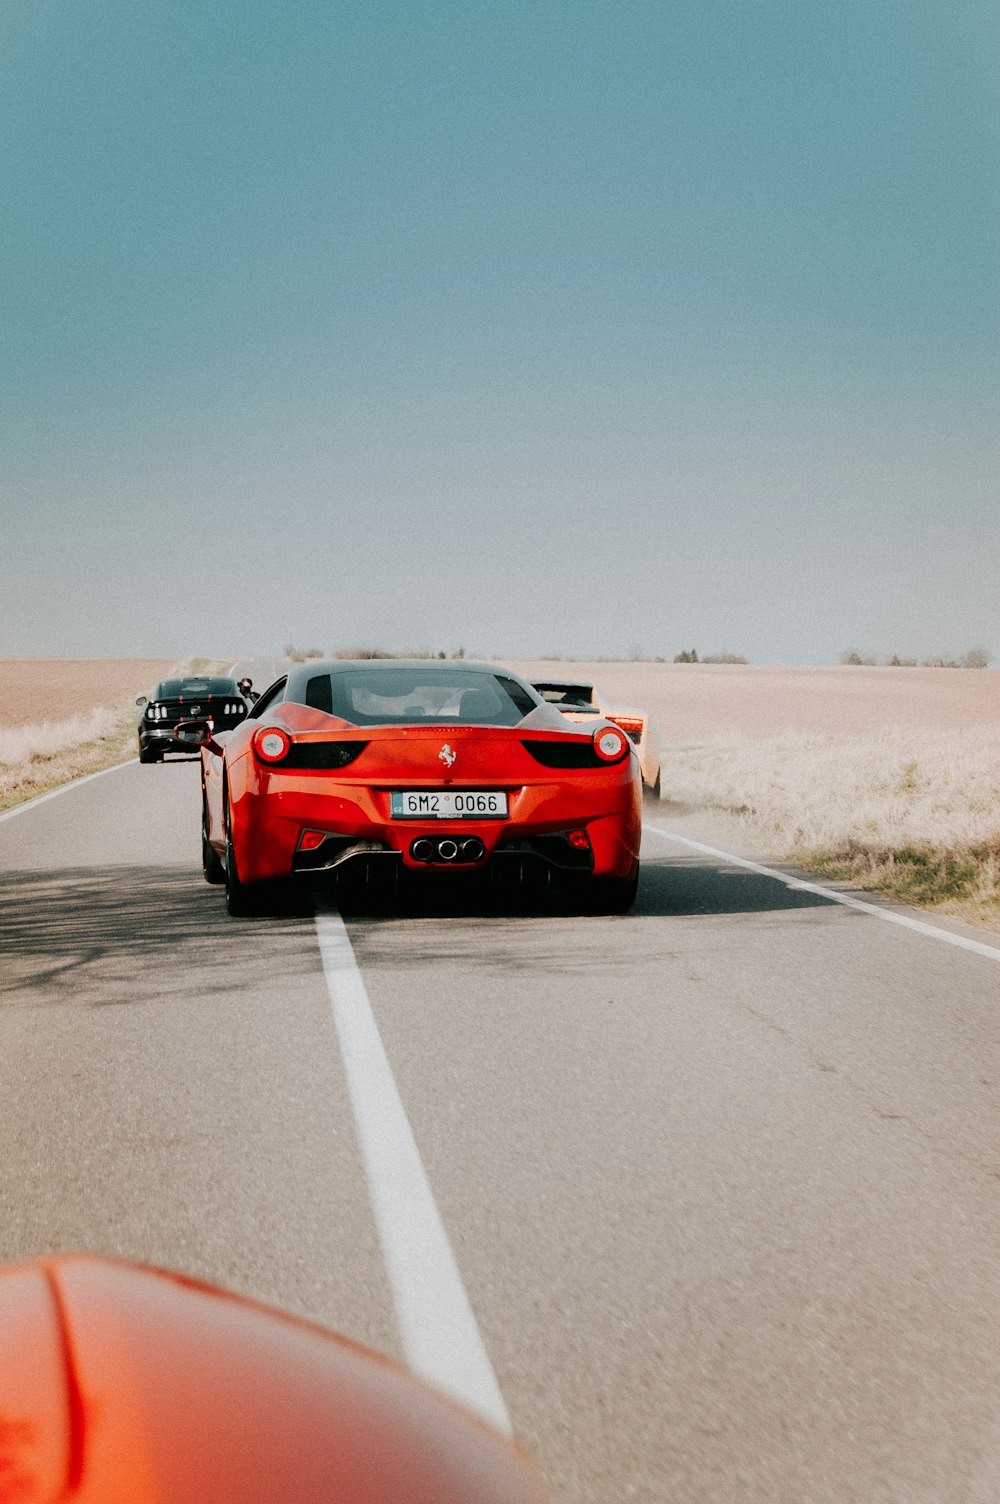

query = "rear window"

[
  {"left": 304, "top": 668, "right": 538, "bottom": 727},
  {"left": 153, "top": 677, "right": 239, "bottom": 699}
]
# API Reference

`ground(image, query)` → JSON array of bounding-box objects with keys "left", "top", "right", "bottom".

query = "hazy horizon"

[
  {"left": 3, "top": 1, "right": 997, "bottom": 667},
  {"left": 5, "top": 650, "right": 998, "bottom": 675}
]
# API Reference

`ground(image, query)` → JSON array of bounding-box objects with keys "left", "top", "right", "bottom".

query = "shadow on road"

[
  {"left": 0, "top": 865, "right": 317, "bottom": 1007},
  {"left": 633, "top": 854, "right": 838, "bottom": 918},
  {"left": 339, "top": 852, "right": 840, "bottom": 923},
  {"left": 340, "top": 857, "right": 843, "bottom": 979},
  {"left": 0, "top": 851, "right": 841, "bottom": 1002}
]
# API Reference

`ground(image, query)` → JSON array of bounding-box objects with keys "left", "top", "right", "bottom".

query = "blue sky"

[{"left": 2, "top": 0, "right": 997, "bottom": 664}]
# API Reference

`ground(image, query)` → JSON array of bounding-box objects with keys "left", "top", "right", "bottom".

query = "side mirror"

[
  {"left": 173, "top": 718, "right": 222, "bottom": 754},
  {"left": 136, "top": 695, "right": 148, "bottom": 707}
]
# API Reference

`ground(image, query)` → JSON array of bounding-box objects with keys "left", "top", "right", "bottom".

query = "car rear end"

[
  {"left": 139, "top": 678, "right": 249, "bottom": 762},
  {"left": 229, "top": 722, "right": 640, "bottom": 892}
]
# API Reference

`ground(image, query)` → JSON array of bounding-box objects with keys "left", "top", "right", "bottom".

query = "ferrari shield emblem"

[{"left": 438, "top": 743, "right": 457, "bottom": 768}]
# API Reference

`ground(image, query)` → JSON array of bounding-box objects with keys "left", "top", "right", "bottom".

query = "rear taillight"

[
  {"left": 298, "top": 829, "right": 328, "bottom": 852},
  {"left": 521, "top": 739, "right": 600, "bottom": 768},
  {"left": 610, "top": 716, "right": 643, "bottom": 742},
  {"left": 593, "top": 726, "right": 629, "bottom": 763},
  {"left": 281, "top": 741, "right": 368, "bottom": 770},
  {"left": 253, "top": 727, "right": 291, "bottom": 763}
]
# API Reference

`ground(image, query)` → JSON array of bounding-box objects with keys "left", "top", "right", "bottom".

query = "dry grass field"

[
  {"left": 507, "top": 661, "right": 1000, "bottom": 932},
  {"left": 0, "top": 658, "right": 189, "bottom": 811},
  {"left": 504, "top": 660, "right": 1000, "bottom": 743}
]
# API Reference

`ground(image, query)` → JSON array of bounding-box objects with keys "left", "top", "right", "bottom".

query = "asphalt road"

[{"left": 2, "top": 759, "right": 999, "bottom": 1503}]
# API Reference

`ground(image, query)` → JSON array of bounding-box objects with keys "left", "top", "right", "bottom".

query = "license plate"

[{"left": 390, "top": 790, "right": 508, "bottom": 819}]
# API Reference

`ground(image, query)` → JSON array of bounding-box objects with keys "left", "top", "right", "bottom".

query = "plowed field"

[
  {"left": 0, "top": 659, "right": 179, "bottom": 727},
  {"left": 506, "top": 660, "right": 1000, "bottom": 742}
]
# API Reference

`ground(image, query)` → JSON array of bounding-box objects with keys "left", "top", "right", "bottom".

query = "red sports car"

[{"left": 177, "top": 661, "right": 641, "bottom": 916}]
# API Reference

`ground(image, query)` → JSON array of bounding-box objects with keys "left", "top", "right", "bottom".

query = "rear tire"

[
  {"left": 138, "top": 742, "right": 159, "bottom": 764},
  {"left": 580, "top": 870, "right": 639, "bottom": 915},
  {"left": 224, "top": 808, "right": 260, "bottom": 917},
  {"left": 202, "top": 792, "right": 225, "bottom": 884}
]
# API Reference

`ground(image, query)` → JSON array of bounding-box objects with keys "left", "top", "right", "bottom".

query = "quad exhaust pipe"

[{"left": 410, "top": 836, "right": 486, "bottom": 865}]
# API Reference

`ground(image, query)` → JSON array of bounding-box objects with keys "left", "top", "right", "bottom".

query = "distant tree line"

[
  {"left": 283, "top": 644, "right": 325, "bottom": 662},
  {"left": 282, "top": 644, "right": 470, "bottom": 661},
  {"left": 840, "top": 647, "right": 992, "bottom": 669},
  {"left": 672, "top": 649, "right": 748, "bottom": 664}
]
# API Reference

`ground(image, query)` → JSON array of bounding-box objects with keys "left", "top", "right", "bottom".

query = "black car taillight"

[
  {"left": 521, "top": 739, "right": 605, "bottom": 769},
  {"left": 280, "top": 741, "right": 369, "bottom": 770}
]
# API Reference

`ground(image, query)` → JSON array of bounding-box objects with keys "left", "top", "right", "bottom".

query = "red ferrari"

[{"left": 177, "top": 661, "right": 641, "bottom": 917}]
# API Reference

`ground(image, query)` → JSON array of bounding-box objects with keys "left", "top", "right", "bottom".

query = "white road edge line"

[
  {"left": 314, "top": 907, "right": 512, "bottom": 1436},
  {"left": 644, "top": 822, "right": 1000, "bottom": 964},
  {"left": 0, "top": 760, "right": 137, "bottom": 824}
]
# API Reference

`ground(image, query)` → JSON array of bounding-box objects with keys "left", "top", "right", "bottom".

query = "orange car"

[
  {"left": 0, "top": 1254, "right": 547, "bottom": 1503},
  {"left": 179, "top": 660, "right": 641, "bottom": 916}
]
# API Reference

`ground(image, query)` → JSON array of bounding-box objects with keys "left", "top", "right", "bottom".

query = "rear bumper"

[
  {"left": 139, "top": 728, "right": 188, "bottom": 756},
  {"left": 141, "top": 722, "right": 244, "bottom": 755},
  {"left": 231, "top": 775, "right": 641, "bottom": 885}
]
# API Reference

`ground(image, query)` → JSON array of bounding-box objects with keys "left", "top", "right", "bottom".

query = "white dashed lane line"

[{"left": 314, "top": 906, "right": 512, "bottom": 1436}]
